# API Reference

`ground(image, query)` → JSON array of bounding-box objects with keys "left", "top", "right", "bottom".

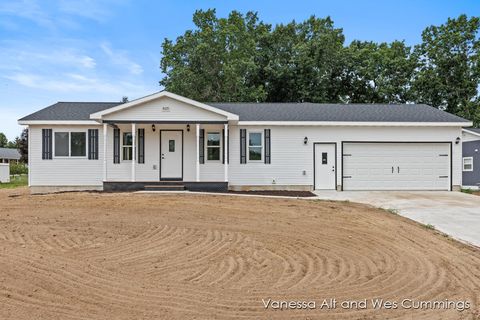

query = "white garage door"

[{"left": 343, "top": 143, "right": 451, "bottom": 191}]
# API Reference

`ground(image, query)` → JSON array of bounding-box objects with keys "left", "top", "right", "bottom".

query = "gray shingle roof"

[
  {"left": 19, "top": 102, "right": 122, "bottom": 121},
  {"left": 19, "top": 101, "right": 470, "bottom": 123},
  {"left": 209, "top": 103, "right": 470, "bottom": 123},
  {"left": 0, "top": 148, "right": 20, "bottom": 160}
]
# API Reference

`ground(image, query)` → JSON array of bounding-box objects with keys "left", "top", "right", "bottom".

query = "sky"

[{"left": 0, "top": 0, "right": 479, "bottom": 140}]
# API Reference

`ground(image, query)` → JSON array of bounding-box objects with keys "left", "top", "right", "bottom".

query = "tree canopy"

[{"left": 161, "top": 11, "right": 480, "bottom": 126}]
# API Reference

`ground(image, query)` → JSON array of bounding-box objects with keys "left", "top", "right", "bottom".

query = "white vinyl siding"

[
  {"left": 28, "top": 124, "right": 463, "bottom": 190},
  {"left": 29, "top": 125, "right": 103, "bottom": 187},
  {"left": 103, "top": 96, "right": 227, "bottom": 122},
  {"left": 228, "top": 125, "right": 462, "bottom": 189}
]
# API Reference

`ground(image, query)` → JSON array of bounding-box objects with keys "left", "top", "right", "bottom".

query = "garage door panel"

[{"left": 343, "top": 143, "right": 450, "bottom": 191}]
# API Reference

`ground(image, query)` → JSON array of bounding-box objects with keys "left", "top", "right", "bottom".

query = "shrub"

[
  {"left": 385, "top": 208, "right": 399, "bottom": 215},
  {"left": 424, "top": 224, "right": 435, "bottom": 230},
  {"left": 10, "top": 163, "right": 28, "bottom": 175}
]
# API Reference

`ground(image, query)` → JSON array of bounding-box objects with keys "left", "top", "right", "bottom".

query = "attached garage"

[{"left": 342, "top": 142, "right": 451, "bottom": 191}]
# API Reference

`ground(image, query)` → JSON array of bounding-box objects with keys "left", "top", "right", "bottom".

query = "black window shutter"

[
  {"left": 227, "top": 129, "right": 229, "bottom": 164},
  {"left": 42, "top": 129, "right": 52, "bottom": 160},
  {"left": 222, "top": 128, "right": 225, "bottom": 164},
  {"left": 88, "top": 129, "right": 99, "bottom": 160},
  {"left": 113, "top": 128, "right": 120, "bottom": 164},
  {"left": 138, "top": 128, "right": 145, "bottom": 164},
  {"left": 264, "top": 129, "right": 271, "bottom": 164},
  {"left": 240, "top": 129, "right": 246, "bottom": 164},
  {"left": 199, "top": 129, "right": 205, "bottom": 164}
]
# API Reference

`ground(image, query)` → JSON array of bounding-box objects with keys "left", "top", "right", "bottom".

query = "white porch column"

[
  {"left": 131, "top": 123, "right": 136, "bottom": 182},
  {"left": 103, "top": 123, "right": 107, "bottom": 182},
  {"left": 224, "top": 123, "right": 228, "bottom": 182},
  {"left": 196, "top": 124, "right": 200, "bottom": 182}
]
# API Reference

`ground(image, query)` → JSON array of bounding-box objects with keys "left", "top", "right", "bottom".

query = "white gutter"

[
  {"left": 18, "top": 120, "right": 101, "bottom": 125},
  {"left": 237, "top": 121, "right": 473, "bottom": 127},
  {"left": 462, "top": 128, "right": 480, "bottom": 137}
]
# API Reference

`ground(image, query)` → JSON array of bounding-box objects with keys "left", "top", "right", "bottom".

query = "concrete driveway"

[{"left": 314, "top": 191, "right": 480, "bottom": 247}]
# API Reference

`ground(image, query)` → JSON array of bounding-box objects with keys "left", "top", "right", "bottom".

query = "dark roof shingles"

[
  {"left": 19, "top": 102, "right": 121, "bottom": 121},
  {"left": 19, "top": 101, "right": 469, "bottom": 123},
  {"left": 209, "top": 102, "right": 469, "bottom": 123}
]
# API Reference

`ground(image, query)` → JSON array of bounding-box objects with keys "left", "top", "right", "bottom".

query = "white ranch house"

[{"left": 18, "top": 91, "right": 472, "bottom": 193}]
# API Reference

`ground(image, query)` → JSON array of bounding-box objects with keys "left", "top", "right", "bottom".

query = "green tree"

[
  {"left": 0, "top": 133, "right": 7, "bottom": 147},
  {"left": 161, "top": 9, "right": 269, "bottom": 102},
  {"left": 160, "top": 11, "right": 480, "bottom": 126},
  {"left": 257, "top": 16, "right": 345, "bottom": 102},
  {"left": 6, "top": 140, "right": 17, "bottom": 148},
  {"left": 412, "top": 14, "right": 480, "bottom": 116},
  {"left": 16, "top": 129, "right": 28, "bottom": 163},
  {"left": 342, "top": 40, "right": 416, "bottom": 103}
]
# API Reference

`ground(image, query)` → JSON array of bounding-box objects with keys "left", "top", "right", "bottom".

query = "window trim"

[
  {"left": 53, "top": 130, "right": 88, "bottom": 159},
  {"left": 205, "top": 131, "right": 222, "bottom": 162},
  {"left": 463, "top": 157, "right": 474, "bottom": 172},
  {"left": 122, "top": 131, "right": 133, "bottom": 162},
  {"left": 247, "top": 130, "right": 263, "bottom": 162}
]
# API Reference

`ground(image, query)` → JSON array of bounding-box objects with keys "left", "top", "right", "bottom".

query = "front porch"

[{"left": 101, "top": 121, "right": 230, "bottom": 191}]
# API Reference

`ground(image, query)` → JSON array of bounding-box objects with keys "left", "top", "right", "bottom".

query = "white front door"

[
  {"left": 315, "top": 143, "right": 336, "bottom": 190},
  {"left": 160, "top": 131, "right": 183, "bottom": 180}
]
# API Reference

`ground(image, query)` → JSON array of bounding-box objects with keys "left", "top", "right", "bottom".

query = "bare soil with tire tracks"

[{"left": 0, "top": 188, "right": 479, "bottom": 319}]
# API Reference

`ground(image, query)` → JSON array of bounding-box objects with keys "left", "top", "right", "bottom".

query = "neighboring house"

[
  {"left": 18, "top": 91, "right": 472, "bottom": 194},
  {"left": 461, "top": 128, "right": 480, "bottom": 189},
  {"left": 0, "top": 147, "right": 21, "bottom": 164}
]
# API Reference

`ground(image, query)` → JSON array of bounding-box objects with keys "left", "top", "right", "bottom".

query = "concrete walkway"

[{"left": 314, "top": 191, "right": 480, "bottom": 247}]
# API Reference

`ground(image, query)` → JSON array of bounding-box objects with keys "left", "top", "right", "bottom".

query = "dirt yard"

[{"left": 0, "top": 188, "right": 479, "bottom": 320}]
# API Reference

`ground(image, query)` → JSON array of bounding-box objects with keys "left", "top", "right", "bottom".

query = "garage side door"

[{"left": 343, "top": 143, "right": 450, "bottom": 191}]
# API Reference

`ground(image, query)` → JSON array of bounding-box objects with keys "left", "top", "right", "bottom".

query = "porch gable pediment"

[{"left": 90, "top": 91, "right": 239, "bottom": 122}]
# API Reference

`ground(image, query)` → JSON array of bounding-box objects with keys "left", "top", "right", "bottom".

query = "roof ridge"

[
  {"left": 209, "top": 102, "right": 429, "bottom": 105},
  {"left": 56, "top": 101, "right": 121, "bottom": 104}
]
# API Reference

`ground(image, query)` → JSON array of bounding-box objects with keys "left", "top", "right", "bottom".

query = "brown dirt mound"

[{"left": 0, "top": 187, "right": 479, "bottom": 319}]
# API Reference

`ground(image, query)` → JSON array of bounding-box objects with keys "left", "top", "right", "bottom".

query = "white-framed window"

[
  {"left": 463, "top": 157, "right": 473, "bottom": 172},
  {"left": 54, "top": 131, "right": 87, "bottom": 158},
  {"left": 206, "top": 132, "right": 221, "bottom": 161},
  {"left": 248, "top": 131, "right": 263, "bottom": 161},
  {"left": 122, "top": 132, "right": 133, "bottom": 161}
]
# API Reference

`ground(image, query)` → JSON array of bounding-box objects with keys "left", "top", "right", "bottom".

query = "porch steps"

[{"left": 143, "top": 184, "right": 186, "bottom": 191}]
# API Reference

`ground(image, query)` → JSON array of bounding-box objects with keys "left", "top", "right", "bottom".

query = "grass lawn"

[
  {"left": 461, "top": 188, "right": 480, "bottom": 196},
  {"left": 0, "top": 175, "right": 28, "bottom": 189}
]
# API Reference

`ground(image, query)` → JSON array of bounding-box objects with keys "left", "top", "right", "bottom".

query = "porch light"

[
  {"left": 304, "top": 137, "right": 308, "bottom": 145},
  {"left": 187, "top": 124, "right": 190, "bottom": 132},
  {"left": 152, "top": 124, "right": 156, "bottom": 132},
  {"left": 455, "top": 137, "right": 460, "bottom": 144}
]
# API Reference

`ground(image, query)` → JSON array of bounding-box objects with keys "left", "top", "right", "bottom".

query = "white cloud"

[
  {"left": 0, "top": 0, "right": 54, "bottom": 29},
  {"left": 0, "top": 0, "right": 130, "bottom": 30},
  {"left": 79, "top": 56, "right": 96, "bottom": 69},
  {"left": 5, "top": 72, "right": 145, "bottom": 95},
  {"left": 100, "top": 42, "right": 144, "bottom": 75},
  {"left": 58, "top": 0, "right": 112, "bottom": 22}
]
